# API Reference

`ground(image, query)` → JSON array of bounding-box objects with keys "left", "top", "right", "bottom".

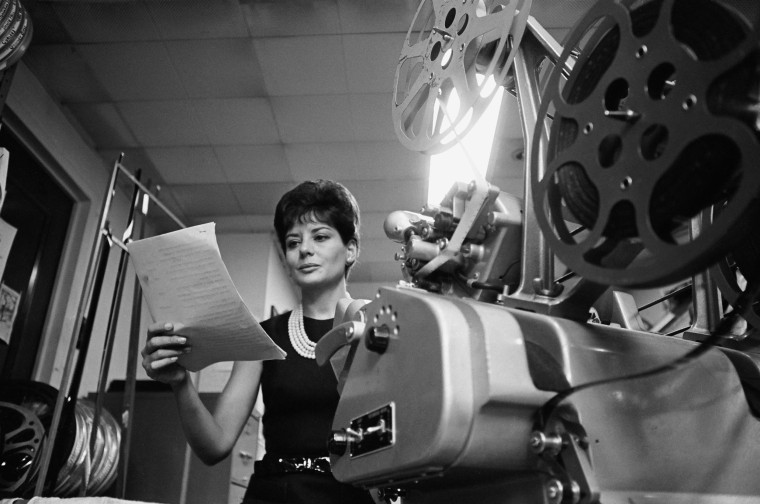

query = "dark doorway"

[{"left": 0, "top": 124, "right": 74, "bottom": 380}]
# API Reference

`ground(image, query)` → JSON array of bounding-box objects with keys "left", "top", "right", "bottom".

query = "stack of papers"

[{"left": 128, "top": 222, "right": 286, "bottom": 371}]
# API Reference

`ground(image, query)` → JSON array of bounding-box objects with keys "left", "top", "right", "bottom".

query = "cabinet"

[
  {"left": 100, "top": 390, "right": 259, "bottom": 504},
  {"left": 228, "top": 414, "right": 261, "bottom": 503}
]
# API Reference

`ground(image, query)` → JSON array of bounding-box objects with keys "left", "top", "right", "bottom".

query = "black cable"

[
  {"left": 555, "top": 271, "right": 576, "bottom": 284},
  {"left": 470, "top": 280, "right": 505, "bottom": 292},
  {"left": 638, "top": 283, "right": 693, "bottom": 311},
  {"left": 533, "top": 282, "right": 760, "bottom": 431},
  {"left": 665, "top": 326, "right": 690, "bottom": 337}
]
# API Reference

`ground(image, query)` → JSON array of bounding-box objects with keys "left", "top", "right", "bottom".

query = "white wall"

[
  {"left": 6, "top": 62, "right": 135, "bottom": 394},
  {"left": 217, "top": 232, "right": 273, "bottom": 321},
  {"left": 264, "top": 238, "right": 298, "bottom": 317}
]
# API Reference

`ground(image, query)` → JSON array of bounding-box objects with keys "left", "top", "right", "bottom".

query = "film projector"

[{"left": 315, "top": 0, "right": 760, "bottom": 503}]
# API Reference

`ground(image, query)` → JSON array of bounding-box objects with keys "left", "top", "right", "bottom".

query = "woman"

[{"left": 141, "top": 180, "right": 374, "bottom": 504}]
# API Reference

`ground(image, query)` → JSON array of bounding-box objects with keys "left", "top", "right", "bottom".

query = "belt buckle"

[
  {"left": 277, "top": 456, "right": 330, "bottom": 474},
  {"left": 314, "top": 457, "right": 330, "bottom": 473},
  {"left": 278, "top": 457, "right": 300, "bottom": 472}
]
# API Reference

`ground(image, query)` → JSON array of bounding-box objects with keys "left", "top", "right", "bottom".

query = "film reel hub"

[{"left": 532, "top": 0, "right": 760, "bottom": 287}]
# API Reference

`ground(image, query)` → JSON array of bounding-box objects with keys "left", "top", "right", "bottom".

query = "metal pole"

[
  {"left": 86, "top": 170, "right": 143, "bottom": 494},
  {"left": 35, "top": 157, "right": 122, "bottom": 495},
  {"left": 117, "top": 186, "right": 152, "bottom": 498}
]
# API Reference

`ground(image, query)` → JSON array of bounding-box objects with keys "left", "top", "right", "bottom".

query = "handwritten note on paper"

[{"left": 128, "top": 222, "right": 286, "bottom": 371}]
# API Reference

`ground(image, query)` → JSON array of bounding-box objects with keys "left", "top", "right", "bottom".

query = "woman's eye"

[{"left": 286, "top": 241, "right": 299, "bottom": 249}]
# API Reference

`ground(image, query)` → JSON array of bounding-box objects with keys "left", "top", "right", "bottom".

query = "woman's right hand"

[{"left": 141, "top": 322, "right": 191, "bottom": 386}]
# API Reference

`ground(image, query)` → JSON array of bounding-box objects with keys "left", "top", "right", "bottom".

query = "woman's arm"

[
  {"left": 142, "top": 321, "right": 263, "bottom": 465},
  {"left": 172, "top": 360, "right": 262, "bottom": 465}
]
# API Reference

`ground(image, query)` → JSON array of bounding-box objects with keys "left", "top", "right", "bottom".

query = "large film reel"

[
  {"left": 54, "top": 399, "right": 121, "bottom": 497},
  {"left": 0, "top": 401, "right": 45, "bottom": 497},
  {"left": 393, "top": 0, "right": 531, "bottom": 153},
  {"left": 531, "top": 0, "right": 760, "bottom": 288},
  {"left": 0, "top": 0, "right": 33, "bottom": 72},
  {"left": 0, "top": 381, "right": 75, "bottom": 497},
  {"left": 0, "top": 382, "right": 120, "bottom": 497}
]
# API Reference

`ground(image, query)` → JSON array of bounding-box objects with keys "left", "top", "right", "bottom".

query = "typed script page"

[{"left": 128, "top": 222, "right": 286, "bottom": 371}]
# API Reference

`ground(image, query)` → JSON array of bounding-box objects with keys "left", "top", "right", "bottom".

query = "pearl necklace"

[{"left": 288, "top": 304, "right": 316, "bottom": 359}]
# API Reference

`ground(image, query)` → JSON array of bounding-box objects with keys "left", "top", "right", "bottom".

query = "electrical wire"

[{"left": 533, "top": 282, "right": 760, "bottom": 431}]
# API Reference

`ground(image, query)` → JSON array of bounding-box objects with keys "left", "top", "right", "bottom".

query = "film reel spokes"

[
  {"left": 393, "top": 0, "right": 531, "bottom": 153},
  {"left": 531, "top": 0, "right": 760, "bottom": 288},
  {"left": 53, "top": 399, "right": 120, "bottom": 497},
  {"left": 0, "top": 402, "right": 45, "bottom": 497}
]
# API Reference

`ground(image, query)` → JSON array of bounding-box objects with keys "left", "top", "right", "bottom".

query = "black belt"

[{"left": 254, "top": 455, "right": 332, "bottom": 476}]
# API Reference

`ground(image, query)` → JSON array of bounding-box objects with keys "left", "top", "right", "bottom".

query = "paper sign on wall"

[
  {"left": 0, "top": 218, "right": 17, "bottom": 281},
  {"left": 0, "top": 283, "right": 20, "bottom": 345},
  {"left": 0, "top": 148, "right": 7, "bottom": 214}
]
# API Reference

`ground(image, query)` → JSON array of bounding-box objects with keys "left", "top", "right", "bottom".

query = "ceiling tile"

[
  {"left": 140, "top": 184, "right": 196, "bottom": 227},
  {"left": 147, "top": 1, "right": 249, "bottom": 40},
  {"left": 231, "top": 182, "right": 297, "bottom": 215},
  {"left": 336, "top": 0, "right": 417, "bottom": 33},
  {"left": 165, "top": 39, "right": 267, "bottom": 99},
  {"left": 193, "top": 98, "right": 280, "bottom": 145},
  {"left": 284, "top": 143, "right": 360, "bottom": 181},
  {"left": 118, "top": 100, "right": 208, "bottom": 147},
  {"left": 78, "top": 42, "right": 185, "bottom": 101},
  {"left": 51, "top": 2, "right": 159, "bottom": 43},
  {"left": 144, "top": 146, "right": 227, "bottom": 185},
  {"left": 349, "top": 93, "right": 397, "bottom": 142},
  {"left": 271, "top": 95, "right": 354, "bottom": 143},
  {"left": 98, "top": 149, "right": 167, "bottom": 195},
  {"left": 24, "top": 46, "right": 112, "bottom": 103},
  {"left": 254, "top": 36, "right": 348, "bottom": 96},
  {"left": 215, "top": 145, "right": 292, "bottom": 183},
  {"left": 25, "top": 3, "right": 71, "bottom": 44},
  {"left": 99, "top": 148, "right": 152, "bottom": 171},
  {"left": 354, "top": 142, "right": 428, "bottom": 181},
  {"left": 165, "top": 184, "right": 243, "bottom": 217},
  {"left": 151, "top": 215, "right": 188, "bottom": 235},
  {"left": 343, "top": 33, "right": 402, "bottom": 94},
  {"left": 66, "top": 102, "right": 139, "bottom": 149},
  {"left": 241, "top": 0, "right": 341, "bottom": 37}
]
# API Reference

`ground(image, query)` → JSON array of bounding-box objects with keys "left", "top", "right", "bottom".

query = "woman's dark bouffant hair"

[{"left": 274, "top": 180, "right": 361, "bottom": 276}]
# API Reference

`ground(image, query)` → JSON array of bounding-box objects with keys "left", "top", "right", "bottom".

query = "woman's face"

[{"left": 284, "top": 218, "right": 356, "bottom": 292}]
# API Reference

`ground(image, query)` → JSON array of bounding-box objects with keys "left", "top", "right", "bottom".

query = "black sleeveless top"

[{"left": 260, "top": 312, "right": 339, "bottom": 457}]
